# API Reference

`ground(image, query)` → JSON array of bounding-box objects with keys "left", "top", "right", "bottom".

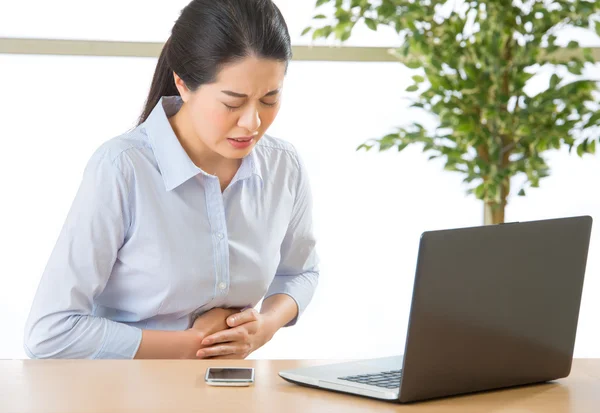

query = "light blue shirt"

[{"left": 24, "top": 96, "right": 319, "bottom": 359}]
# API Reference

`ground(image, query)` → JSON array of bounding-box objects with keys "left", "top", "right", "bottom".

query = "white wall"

[
  {"left": 1, "top": 1, "right": 599, "bottom": 360},
  {"left": 1, "top": 53, "right": 598, "bottom": 360}
]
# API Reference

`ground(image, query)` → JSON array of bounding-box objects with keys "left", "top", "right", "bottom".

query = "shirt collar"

[
  {"left": 231, "top": 146, "right": 263, "bottom": 187},
  {"left": 143, "top": 96, "right": 262, "bottom": 191}
]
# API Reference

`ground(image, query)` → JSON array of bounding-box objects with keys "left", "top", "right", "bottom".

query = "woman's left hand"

[{"left": 196, "top": 308, "right": 276, "bottom": 359}]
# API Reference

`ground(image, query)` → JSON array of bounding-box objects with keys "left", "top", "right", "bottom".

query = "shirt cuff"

[
  {"left": 93, "top": 319, "right": 143, "bottom": 359},
  {"left": 264, "top": 271, "right": 319, "bottom": 327}
]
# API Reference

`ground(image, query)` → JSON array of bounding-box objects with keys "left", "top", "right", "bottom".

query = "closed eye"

[
  {"left": 223, "top": 103, "right": 241, "bottom": 110},
  {"left": 223, "top": 101, "right": 278, "bottom": 111}
]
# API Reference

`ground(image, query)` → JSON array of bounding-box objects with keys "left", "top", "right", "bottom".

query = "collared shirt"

[{"left": 24, "top": 96, "right": 319, "bottom": 359}]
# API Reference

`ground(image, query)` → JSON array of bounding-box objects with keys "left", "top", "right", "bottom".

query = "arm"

[
  {"left": 135, "top": 308, "right": 239, "bottom": 359},
  {"left": 24, "top": 146, "right": 238, "bottom": 359},
  {"left": 259, "top": 293, "right": 299, "bottom": 340},
  {"left": 263, "top": 151, "right": 319, "bottom": 326},
  {"left": 24, "top": 146, "right": 193, "bottom": 359},
  {"left": 24, "top": 146, "right": 142, "bottom": 359},
  {"left": 134, "top": 330, "right": 202, "bottom": 359}
]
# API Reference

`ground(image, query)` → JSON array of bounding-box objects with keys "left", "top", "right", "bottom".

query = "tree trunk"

[
  {"left": 483, "top": 178, "right": 509, "bottom": 225},
  {"left": 484, "top": 202, "right": 505, "bottom": 225}
]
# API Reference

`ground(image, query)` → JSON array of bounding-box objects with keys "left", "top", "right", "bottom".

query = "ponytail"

[
  {"left": 136, "top": 0, "right": 292, "bottom": 126},
  {"left": 138, "top": 37, "right": 180, "bottom": 125}
]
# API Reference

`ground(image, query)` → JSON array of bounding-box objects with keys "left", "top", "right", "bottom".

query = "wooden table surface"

[{"left": 1, "top": 359, "right": 599, "bottom": 412}]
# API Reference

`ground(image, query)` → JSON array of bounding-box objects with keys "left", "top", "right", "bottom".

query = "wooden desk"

[{"left": 1, "top": 359, "right": 599, "bottom": 412}]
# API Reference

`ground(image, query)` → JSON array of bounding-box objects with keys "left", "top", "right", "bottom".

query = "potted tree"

[{"left": 305, "top": 0, "right": 600, "bottom": 224}]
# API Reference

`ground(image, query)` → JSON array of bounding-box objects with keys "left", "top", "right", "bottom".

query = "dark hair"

[{"left": 138, "top": 0, "right": 292, "bottom": 125}]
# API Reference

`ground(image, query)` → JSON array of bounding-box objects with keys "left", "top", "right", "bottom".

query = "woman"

[{"left": 24, "top": 0, "right": 318, "bottom": 359}]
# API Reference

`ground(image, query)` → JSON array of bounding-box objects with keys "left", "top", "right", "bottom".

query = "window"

[{"left": 0, "top": 0, "right": 402, "bottom": 47}]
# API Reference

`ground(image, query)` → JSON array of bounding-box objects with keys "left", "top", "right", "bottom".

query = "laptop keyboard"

[{"left": 338, "top": 370, "right": 402, "bottom": 389}]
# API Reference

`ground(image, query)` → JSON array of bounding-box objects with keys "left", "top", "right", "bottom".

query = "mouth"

[
  {"left": 227, "top": 136, "right": 256, "bottom": 149},
  {"left": 229, "top": 137, "right": 254, "bottom": 142}
]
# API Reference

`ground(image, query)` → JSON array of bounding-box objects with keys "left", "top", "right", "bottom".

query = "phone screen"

[{"left": 207, "top": 368, "right": 254, "bottom": 381}]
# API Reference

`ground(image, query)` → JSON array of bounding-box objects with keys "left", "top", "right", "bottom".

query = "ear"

[{"left": 173, "top": 72, "right": 191, "bottom": 102}]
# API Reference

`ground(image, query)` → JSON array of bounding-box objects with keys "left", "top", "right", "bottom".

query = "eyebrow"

[{"left": 221, "top": 89, "right": 280, "bottom": 98}]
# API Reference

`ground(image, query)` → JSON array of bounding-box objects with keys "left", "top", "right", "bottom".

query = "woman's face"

[{"left": 175, "top": 56, "right": 287, "bottom": 160}]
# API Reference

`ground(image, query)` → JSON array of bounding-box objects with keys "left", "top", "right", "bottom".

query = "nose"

[{"left": 238, "top": 105, "right": 261, "bottom": 134}]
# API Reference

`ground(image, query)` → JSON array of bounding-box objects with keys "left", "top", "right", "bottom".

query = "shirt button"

[
  {"left": 218, "top": 282, "right": 227, "bottom": 290},
  {"left": 216, "top": 232, "right": 224, "bottom": 239}
]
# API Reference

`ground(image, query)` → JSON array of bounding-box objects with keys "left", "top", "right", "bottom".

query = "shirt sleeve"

[
  {"left": 23, "top": 145, "right": 142, "bottom": 359},
  {"left": 264, "top": 151, "right": 319, "bottom": 326}
]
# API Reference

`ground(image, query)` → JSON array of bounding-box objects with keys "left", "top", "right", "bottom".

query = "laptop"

[{"left": 279, "top": 216, "right": 593, "bottom": 403}]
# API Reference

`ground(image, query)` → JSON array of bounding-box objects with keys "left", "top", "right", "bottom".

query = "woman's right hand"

[{"left": 183, "top": 307, "right": 241, "bottom": 358}]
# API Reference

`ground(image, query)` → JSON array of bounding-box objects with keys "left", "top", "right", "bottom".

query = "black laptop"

[{"left": 279, "top": 216, "right": 593, "bottom": 403}]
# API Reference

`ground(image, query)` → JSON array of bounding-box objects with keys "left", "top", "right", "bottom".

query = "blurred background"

[{"left": 0, "top": 0, "right": 599, "bottom": 360}]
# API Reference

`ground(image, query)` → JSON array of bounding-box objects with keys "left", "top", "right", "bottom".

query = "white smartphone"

[{"left": 204, "top": 367, "right": 255, "bottom": 387}]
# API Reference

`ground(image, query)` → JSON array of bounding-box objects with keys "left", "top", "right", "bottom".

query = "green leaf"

[
  {"left": 364, "top": 18, "right": 377, "bottom": 31},
  {"left": 575, "top": 139, "right": 596, "bottom": 156},
  {"left": 312, "top": 26, "right": 332, "bottom": 40},
  {"left": 463, "top": 174, "right": 478, "bottom": 184},
  {"left": 547, "top": 42, "right": 560, "bottom": 54},
  {"left": 488, "top": 183, "right": 498, "bottom": 199},
  {"left": 474, "top": 184, "right": 485, "bottom": 199},
  {"left": 334, "top": 8, "right": 351, "bottom": 23},
  {"left": 455, "top": 121, "right": 473, "bottom": 133},
  {"left": 301, "top": 27, "right": 312, "bottom": 36},
  {"left": 567, "top": 40, "right": 579, "bottom": 49},
  {"left": 316, "top": 0, "right": 329, "bottom": 6},
  {"left": 379, "top": 142, "right": 395, "bottom": 151},
  {"left": 340, "top": 31, "right": 352, "bottom": 41},
  {"left": 518, "top": 189, "right": 526, "bottom": 196},
  {"left": 379, "top": 133, "right": 400, "bottom": 151},
  {"left": 406, "top": 85, "right": 419, "bottom": 92},
  {"left": 401, "top": 43, "right": 410, "bottom": 57},
  {"left": 549, "top": 73, "right": 560, "bottom": 89},
  {"left": 588, "top": 112, "right": 600, "bottom": 127},
  {"left": 334, "top": 22, "right": 350, "bottom": 39},
  {"left": 567, "top": 62, "right": 584, "bottom": 75},
  {"left": 430, "top": 57, "right": 443, "bottom": 70},
  {"left": 412, "top": 75, "right": 425, "bottom": 83},
  {"left": 313, "top": 14, "right": 327, "bottom": 19},
  {"left": 397, "top": 142, "right": 409, "bottom": 152},
  {"left": 404, "top": 61, "right": 422, "bottom": 69}
]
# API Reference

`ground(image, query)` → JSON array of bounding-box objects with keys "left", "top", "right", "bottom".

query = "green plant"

[{"left": 306, "top": 0, "right": 600, "bottom": 224}]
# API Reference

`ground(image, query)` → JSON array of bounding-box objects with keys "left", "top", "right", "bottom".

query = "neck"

[{"left": 168, "top": 103, "right": 240, "bottom": 176}]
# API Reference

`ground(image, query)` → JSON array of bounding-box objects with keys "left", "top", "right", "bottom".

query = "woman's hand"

[
  {"left": 179, "top": 307, "right": 241, "bottom": 359},
  {"left": 190, "top": 307, "right": 240, "bottom": 337},
  {"left": 195, "top": 308, "right": 276, "bottom": 359},
  {"left": 136, "top": 307, "right": 240, "bottom": 360}
]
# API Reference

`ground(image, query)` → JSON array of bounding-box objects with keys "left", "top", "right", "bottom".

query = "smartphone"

[{"left": 204, "top": 367, "right": 255, "bottom": 387}]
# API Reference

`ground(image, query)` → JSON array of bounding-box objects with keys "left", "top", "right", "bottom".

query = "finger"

[
  {"left": 209, "top": 354, "right": 246, "bottom": 360},
  {"left": 196, "top": 344, "right": 236, "bottom": 358},
  {"left": 196, "top": 343, "right": 247, "bottom": 358},
  {"left": 202, "top": 326, "right": 248, "bottom": 346},
  {"left": 227, "top": 308, "right": 258, "bottom": 327}
]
